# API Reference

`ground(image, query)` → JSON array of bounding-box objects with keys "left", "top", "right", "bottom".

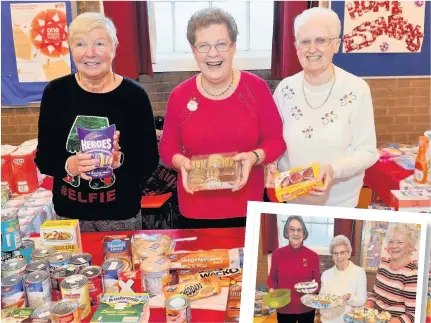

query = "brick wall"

[{"left": 1, "top": 71, "right": 429, "bottom": 145}]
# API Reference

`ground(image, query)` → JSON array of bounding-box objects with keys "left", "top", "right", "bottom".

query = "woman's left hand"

[
  {"left": 309, "top": 164, "right": 334, "bottom": 196},
  {"left": 232, "top": 152, "right": 256, "bottom": 192},
  {"left": 342, "top": 293, "right": 351, "bottom": 302},
  {"left": 112, "top": 131, "right": 122, "bottom": 168}
]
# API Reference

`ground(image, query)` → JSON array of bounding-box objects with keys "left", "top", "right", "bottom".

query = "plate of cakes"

[
  {"left": 344, "top": 307, "right": 391, "bottom": 323},
  {"left": 301, "top": 293, "right": 343, "bottom": 309},
  {"left": 294, "top": 279, "right": 318, "bottom": 294}
]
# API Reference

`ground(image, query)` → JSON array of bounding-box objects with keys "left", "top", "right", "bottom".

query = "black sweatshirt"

[{"left": 35, "top": 74, "right": 159, "bottom": 221}]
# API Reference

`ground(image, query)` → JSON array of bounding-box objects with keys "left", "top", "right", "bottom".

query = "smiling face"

[
  {"left": 295, "top": 19, "right": 340, "bottom": 76},
  {"left": 192, "top": 23, "right": 236, "bottom": 85},
  {"left": 286, "top": 219, "right": 305, "bottom": 249},
  {"left": 332, "top": 244, "right": 350, "bottom": 270},
  {"left": 387, "top": 231, "right": 411, "bottom": 262},
  {"left": 71, "top": 27, "right": 115, "bottom": 80}
]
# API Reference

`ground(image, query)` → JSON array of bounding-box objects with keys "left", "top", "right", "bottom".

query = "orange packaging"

[
  {"left": 274, "top": 163, "right": 323, "bottom": 202},
  {"left": 163, "top": 276, "right": 221, "bottom": 301},
  {"left": 11, "top": 146, "right": 38, "bottom": 194},
  {"left": 178, "top": 268, "right": 242, "bottom": 287},
  {"left": 168, "top": 249, "right": 243, "bottom": 270},
  {"left": 224, "top": 281, "right": 242, "bottom": 323},
  {"left": 414, "top": 136, "right": 429, "bottom": 184},
  {"left": 1, "top": 145, "right": 18, "bottom": 193}
]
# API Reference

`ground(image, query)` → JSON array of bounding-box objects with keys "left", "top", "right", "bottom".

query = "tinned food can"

[
  {"left": 60, "top": 274, "right": 91, "bottom": 320},
  {"left": 48, "top": 252, "right": 72, "bottom": 272},
  {"left": 24, "top": 270, "right": 52, "bottom": 308},
  {"left": 32, "top": 302, "right": 53, "bottom": 320},
  {"left": 1, "top": 258, "right": 27, "bottom": 277},
  {"left": 1, "top": 182, "right": 11, "bottom": 205},
  {"left": 80, "top": 266, "right": 104, "bottom": 306},
  {"left": 26, "top": 260, "right": 50, "bottom": 275},
  {"left": 101, "top": 259, "right": 124, "bottom": 293},
  {"left": 31, "top": 246, "right": 56, "bottom": 261},
  {"left": 13, "top": 239, "right": 35, "bottom": 263},
  {"left": 52, "top": 265, "right": 80, "bottom": 301},
  {"left": 165, "top": 294, "right": 192, "bottom": 323},
  {"left": 71, "top": 253, "right": 92, "bottom": 270},
  {"left": 51, "top": 300, "right": 80, "bottom": 323},
  {"left": 1, "top": 274, "right": 26, "bottom": 309},
  {"left": 1, "top": 212, "right": 22, "bottom": 251}
]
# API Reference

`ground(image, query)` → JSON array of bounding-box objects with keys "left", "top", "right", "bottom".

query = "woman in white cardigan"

[
  {"left": 319, "top": 235, "right": 367, "bottom": 323},
  {"left": 267, "top": 7, "right": 379, "bottom": 207}
]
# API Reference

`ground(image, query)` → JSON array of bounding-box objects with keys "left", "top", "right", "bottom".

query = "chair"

[{"left": 140, "top": 192, "right": 174, "bottom": 229}]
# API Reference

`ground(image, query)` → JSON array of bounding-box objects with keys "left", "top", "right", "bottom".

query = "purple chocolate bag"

[{"left": 76, "top": 125, "right": 116, "bottom": 179}]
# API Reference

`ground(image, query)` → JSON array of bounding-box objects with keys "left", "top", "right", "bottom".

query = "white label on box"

[{"left": 108, "top": 262, "right": 118, "bottom": 270}]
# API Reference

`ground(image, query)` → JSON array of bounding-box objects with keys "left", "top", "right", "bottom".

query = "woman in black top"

[{"left": 35, "top": 12, "right": 159, "bottom": 232}]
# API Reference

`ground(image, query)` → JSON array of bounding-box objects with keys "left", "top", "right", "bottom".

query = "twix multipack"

[
  {"left": 178, "top": 268, "right": 242, "bottom": 287},
  {"left": 163, "top": 276, "right": 221, "bottom": 302}
]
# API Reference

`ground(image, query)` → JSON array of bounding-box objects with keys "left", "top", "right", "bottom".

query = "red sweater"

[
  {"left": 159, "top": 71, "right": 286, "bottom": 219},
  {"left": 267, "top": 244, "right": 321, "bottom": 314}
]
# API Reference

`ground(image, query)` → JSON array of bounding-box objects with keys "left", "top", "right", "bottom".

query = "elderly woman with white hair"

[
  {"left": 267, "top": 7, "right": 378, "bottom": 207},
  {"left": 365, "top": 224, "right": 419, "bottom": 323},
  {"left": 319, "top": 235, "right": 367, "bottom": 323},
  {"left": 35, "top": 12, "right": 159, "bottom": 231}
]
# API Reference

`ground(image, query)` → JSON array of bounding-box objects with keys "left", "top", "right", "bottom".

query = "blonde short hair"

[
  {"left": 329, "top": 235, "right": 352, "bottom": 255},
  {"left": 294, "top": 7, "right": 341, "bottom": 40},
  {"left": 68, "top": 12, "right": 118, "bottom": 47},
  {"left": 387, "top": 224, "right": 418, "bottom": 249}
]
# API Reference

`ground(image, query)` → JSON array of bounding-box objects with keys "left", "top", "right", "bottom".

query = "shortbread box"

[
  {"left": 40, "top": 219, "right": 83, "bottom": 253},
  {"left": 188, "top": 152, "right": 241, "bottom": 191},
  {"left": 389, "top": 189, "right": 431, "bottom": 213}
]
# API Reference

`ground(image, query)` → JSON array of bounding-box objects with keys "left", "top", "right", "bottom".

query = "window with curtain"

[
  {"left": 150, "top": 0, "right": 274, "bottom": 72},
  {"left": 277, "top": 215, "right": 335, "bottom": 255}
]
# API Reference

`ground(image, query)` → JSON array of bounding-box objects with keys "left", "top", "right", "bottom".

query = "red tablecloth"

[
  {"left": 364, "top": 161, "right": 413, "bottom": 206},
  {"left": 32, "top": 228, "right": 245, "bottom": 323}
]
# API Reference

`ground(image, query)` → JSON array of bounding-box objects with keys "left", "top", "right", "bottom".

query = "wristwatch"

[{"left": 252, "top": 151, "right": 260, "bottom": 165}]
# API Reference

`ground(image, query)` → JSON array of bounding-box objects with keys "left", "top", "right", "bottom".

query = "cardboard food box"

[
  {"left": 224, "top": 281, "right": 242, "bottom": 323},
  {"left": 118, "top": 270, "right": 143, "bottom": 293},
  {"left": 274, "top": 163, "right": 323, "bottom": 201},
  {"left": 103, "top": 235, "right": 133, "bottom": 272},
  {"left": 390, "top": 189, "right": 431, "bottom": 213},
  {"left": 40, "top": 219, "right": 83, "bottom": 253},
  {"left": 188, "top": 152, "right": 241, "bottom": 191},
  {"left": 90, "top": 293, "right": 150, "bottom": 323}
]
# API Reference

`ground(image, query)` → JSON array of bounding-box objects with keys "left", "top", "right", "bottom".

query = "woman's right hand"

[
  {"left": 66, "top": 153, "right": 98, "bottom": 181},
  {"left": 269, "top": 288, "right": 275, "bottom": 294},
  {"left": 265, "top": 163, "right": 278, "bottom": 188}
]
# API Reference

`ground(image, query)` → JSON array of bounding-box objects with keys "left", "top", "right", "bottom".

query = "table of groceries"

[{"left": 1, "top": 224, "right": 245, "bottom": 323}]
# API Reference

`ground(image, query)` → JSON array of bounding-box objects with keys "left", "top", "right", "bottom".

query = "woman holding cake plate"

[
  {"left": 319, "top": 235, "right": 367, "bottom": 323},
  {"left": 267, "top": 216, "right": 321, "bottom": 322}
]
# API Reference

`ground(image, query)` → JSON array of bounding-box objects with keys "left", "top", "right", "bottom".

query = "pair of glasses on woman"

[
  {"left": 288, "top": 227, "right": 303, "bottom": 234},
  {"left": 194, "top": 41, "right": 232, "bottom": 53},
  {"left": 333, "top": 251, "right": 347, "bottom": 257},
  {"left": 296, "top": 37, "right": 339, "bottom": 48}
]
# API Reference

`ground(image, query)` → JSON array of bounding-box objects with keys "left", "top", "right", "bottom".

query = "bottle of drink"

[{"left": 414, "top": 136, "right": 429, "bottom": 184}]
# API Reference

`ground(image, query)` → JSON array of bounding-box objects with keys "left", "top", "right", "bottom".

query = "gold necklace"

[
  {"left": 302, "top": 67, "right": 336, "bottom": 110},
  {"left": 201, "top": 70, "right": 234, "bottom": 97}
]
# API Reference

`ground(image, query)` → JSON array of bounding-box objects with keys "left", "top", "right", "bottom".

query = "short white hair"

[
  {"left": 69, "top": 12, "right": 118, "bottom": 47},
  {"left": 387, "top": 224, "right": 418, "bottom": 249},
  {"left": 294, "top": 7, "right": 341, "bottom": 40},
  {"left": 329, "top": 235, "right": 352, "bottom": 255}
]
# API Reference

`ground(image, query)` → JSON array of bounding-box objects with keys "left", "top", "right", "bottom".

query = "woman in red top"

[
  {"left": 159, "top": 7, "right": 286, "bottom": 228},
  {"left": 267, "top": 216, "right": 321, "bottom": 323}
]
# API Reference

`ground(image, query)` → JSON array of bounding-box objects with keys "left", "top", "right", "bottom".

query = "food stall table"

[
  {"left": 363, "top": 161, "right": 413, "bottom": 206},
  {"left": 32, "top": 227, "right": 245, "bottom": 323},
  {"left": 254, "top": 312, "right": 277, "bottom": 323}
]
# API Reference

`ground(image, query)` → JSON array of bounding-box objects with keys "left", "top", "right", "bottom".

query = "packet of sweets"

[{"left": 77, "top": 124, "right": 116, "bottom": 179}]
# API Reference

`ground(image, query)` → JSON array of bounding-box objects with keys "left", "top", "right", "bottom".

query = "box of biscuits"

[
  {"left": 274, "top": 163, "right": 323, "bottom": 202},
  {"left": 40, "top": 219, "right": 82, "bottom": 253},
  {"left": 188, "top": 152, "right": 241, "bottom": 191}
]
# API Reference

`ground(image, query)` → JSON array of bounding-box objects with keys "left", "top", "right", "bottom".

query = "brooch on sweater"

[
  {"left": 187, "top": 97, "right": 198, "bottom": 111},
  {"left": 303, "top": 258, "right": 308, "bottom": 267}
]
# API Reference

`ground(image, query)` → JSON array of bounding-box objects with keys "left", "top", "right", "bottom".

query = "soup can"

[
  {"left": 60, "top": 274, "right": 91, "bottom": 320},
  {"left": 71, "top": 253, "right": 92, "bottom": 270},
  {"left": 48, "top": 252, "right": 72, "bottom": 272},
  {"left": 24, "top": 270, "right": 52, "bottom": 308},
  {"left": 101, "top": 259, "right": 124, "bottom": 293},
  {"left": 1, "top": 182, "right": 11, "bottom": 205},
  {"left": 31, "top": 246, "right": 56, "bottom": 261},
  {"left": 165, "top": 294, "right": 192, "bottom": 323},
  {"left": 12, "top": 239, "right": 35, "bottom": 263},
  {"left": 51, "top": 300, "right": 80, "bottom": 323},
  {"left": 1, "top": 274, "right": 26, "bottom": 309},
  {"left": 80, "top": 266, "right": 104, "bottom": 306},
  {"left": 32, "top": 302, "right": 53, "bottom": 320},
  {"left": 26, "top": 260, "right": 50, "bottom": 275},
  {"left": 1, "top": 212, "right": 22, "bottom": 251},
  {"left": 1, "top": 258, "right": 27, "bottom": 277},
  {"left": 52, "top": 265, "right": 80, "bottom": 301}
]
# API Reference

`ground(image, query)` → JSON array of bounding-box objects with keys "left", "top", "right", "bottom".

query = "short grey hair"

[
  {"left": 187, "top": 7, "right": 238, "bottom": 46},
  {"left": 294, "top": 7, "right": 341, "bottom": 40},
  {"left": 68, "top": 12, "right": 119, "bottom": 48},
  {"left": 283, "top": 216, "right": 309, "bottom": 240},
  {"left": 329, "top": 235, "right": 352, "bottom": 255},
  {"left": 387, "top": 223, "right": 419, "bottom": 249}
]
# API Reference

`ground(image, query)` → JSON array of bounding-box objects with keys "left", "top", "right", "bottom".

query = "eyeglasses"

[
  {"left": 194, "top": 42, "right": 232, "bottom": 53},
  {"left": 288, "top": 227, "right": 303, "bottom": 234},
  {"left": 296, "top": 37, "right": 339, "bottom": 49},
  {"left": 333, "top": 251, "right": 347, "bottom": 257}
]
